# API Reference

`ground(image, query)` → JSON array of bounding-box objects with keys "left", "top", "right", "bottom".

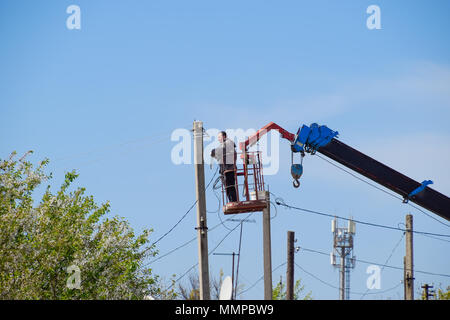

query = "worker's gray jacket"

[{"left": 212, "top": 138, "right": 237, "bottom": 173}]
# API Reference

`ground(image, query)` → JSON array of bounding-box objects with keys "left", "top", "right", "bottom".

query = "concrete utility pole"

[
  {"left": 404, "top": 214, "right": 414, "bottom": 300},
  {"left": 262, "top": 191, "right": 272, "bottom": 300},
  {"left": 193, "top": 121, "right": 210, "bottom": 300},
  {"left": 286, "top": 231, "right": 295, "bottom": 300}
]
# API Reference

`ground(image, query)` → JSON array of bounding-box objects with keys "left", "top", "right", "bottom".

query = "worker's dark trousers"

[{"left": 222, "top": 171, "right": 237, "bottom": 202}]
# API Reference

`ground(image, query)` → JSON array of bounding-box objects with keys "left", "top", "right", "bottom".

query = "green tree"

[
  {"left": 177, "top": 269, "right": 245, "bottom": 300},
  {"left": 0, "top": 151, "right": 164, "bottom": 299},
  {"left": 436, "top": 286, "right": 450, "bottom": 300},
  {"left": 272, "top": 277, "right": 312, "bottom": 300},
  {"left": 419, "top": 284, "right": 450, "bottom": 300},
  {"left": 178, "top": 270, "right": 229, "bottom": 300}
]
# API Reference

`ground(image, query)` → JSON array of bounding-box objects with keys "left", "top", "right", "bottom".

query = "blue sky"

[{"left": 1, "top": 1, "right": 449, "bottom": 299}]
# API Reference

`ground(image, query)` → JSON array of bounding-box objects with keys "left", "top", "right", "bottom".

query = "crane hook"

[{"left": 291, "top": 150, "right": 304, "bottom": 189}]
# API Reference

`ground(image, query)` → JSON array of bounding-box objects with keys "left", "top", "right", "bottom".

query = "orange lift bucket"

[{"left": 222, "top": 151, "right": 268, "bottom": 215}]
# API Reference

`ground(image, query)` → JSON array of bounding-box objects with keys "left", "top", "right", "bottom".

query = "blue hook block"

[{"left": 291, "top": 164, "right": 303, "bottom": 179}]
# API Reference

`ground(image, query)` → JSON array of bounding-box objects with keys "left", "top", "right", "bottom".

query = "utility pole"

[
  {"left": 232, "top": 217, "right": 254, "bottom": 300},
  {"left": 262, "top": 191, "right": 272, "bottom": 300},
  {"left": 193, "top": 121, "right": 210, "bottom": 300},
  {"left": 404, "top": 214, "right": 414, "bottom": 300},
  {"left": 213, "top": 252, "right": 238, "bottom": 299},
  {"left": 286, "top": 231, "right": 295, "bottom": 300},
  {"left": 403, "top": 256, "right": 407, "bottom": 300},
  {"left": 421, "top": 284, "right": 434, "bottom": 300}
]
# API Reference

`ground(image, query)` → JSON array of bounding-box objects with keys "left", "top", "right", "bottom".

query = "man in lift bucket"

[{"left": 211, "top": 131, "right": 238, "bottom": 203}]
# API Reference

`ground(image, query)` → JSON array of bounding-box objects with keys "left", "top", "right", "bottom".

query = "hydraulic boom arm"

[{"left": 241, "top": 122, "right": 450, "bottom": 222}]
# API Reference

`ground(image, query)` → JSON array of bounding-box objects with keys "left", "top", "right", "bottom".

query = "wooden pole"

[{"left": 286, "top": 231, "right": 295, "bottom": 300}]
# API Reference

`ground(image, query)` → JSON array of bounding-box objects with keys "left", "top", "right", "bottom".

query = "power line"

[
  {"left": 149, "top": 167, "right": 218, "bottom": 248},
  {"left": 168, "top": 214, "right": 250, "bottom": 290},
  {"left": 168, "top": 212, "right": 255, "bottom": 290},
  {"left": 294, "top": 262, "right": 403, "bottom": 297},
  {"left": 239, "top": 262, "right": 287, "bottom": 296},
  {"left": 210, "top": 214, "right": 252, "bottom": 258},
  {"left": 294, "top": 262, "right": 340, "bottom": 291},
  {"left": 298, "top": 246, "right": 450, "bottom": 278},
  {"left": 234, "top": 221, "right": 244, "bottom": 299},
  {"left": 144, "top": 213, "right": 238, "bottom": 267},
  {"left": 315, "top": 153, "right": 450, "bottom": 228},
  {"left": 359, "top": 232, "right": 405, "bottom": 299},
  {"left": 418, "top": 232, "right": 450, "bottom": 244},
  {"left": 407, "top": 202, "right": 450, "bottom": 228},
  {"left": 54, "top": 126, "right": 190, "bottom": 162},
  {"left": 146, "top": 237, "right": 197, "bottom": 265},
  {"left": 150, "top": 200, "right": 198, "bottom": 248},
  {"left": 274, "top": 197, "right": 450, "bottom": 238},
  {"left": 207, "top": 176, "right": 222, "bottom": 213},
  {"left": 51, "top": 127, "right": 191, "bottom": 172},
  {"left": 211, "top": 177, "right": 235, "bottom": 232}
]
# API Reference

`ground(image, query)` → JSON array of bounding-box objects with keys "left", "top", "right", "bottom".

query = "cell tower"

[{"left": 330, "top": 217, "right": 356, "bottom": 300}]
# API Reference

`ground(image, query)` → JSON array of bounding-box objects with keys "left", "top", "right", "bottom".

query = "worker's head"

[{"left": 218, "top": 131, "right": 227, "bottom": 143}]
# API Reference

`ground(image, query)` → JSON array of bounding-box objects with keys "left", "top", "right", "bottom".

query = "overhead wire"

[
  {"left": 234, "top": 221, "right": 244, "bottom": 299},
  {"left": 148, "top": 166, "right": 219, "bottom": 249},
  {"left": 294, "top": 262, "right": 403, "bottom": 297},
  {"left": 239, "top": 262, "right": 287, "bottom": 296},
  {"left": 210, "top": 175, "right": 235, "bottom": 231},
  {"left": 407, "top": 202, "right": 450, "bottom": 228},
  {"left": 274, "top": 196, "right": 450, "bottom": 238},
  {"left": 417, "top": 233, "right": 450, "bottom": 244},
  {"left": 359, "top": 232, "right": 405, "bottom": 299},
  {"left": 149, "top": 200, "right": 198, "bottom": 249},
  {"left": 145, "top": 181, "right": 257, "bottom": 268},
  {"left": 51, "top": 126, "right": 193, "bottom": 172},
  {"left": 144, "top": 215, "right": 238, "bottom": 267},
  {"left": 297, "top": 246, "right": 450, "bottom": 278},
  {"left": 53, "top": 126, "right": 190, "bottom": 162},
  {"left": 167, "top": 212, "right": 256, "bottom": 290}
]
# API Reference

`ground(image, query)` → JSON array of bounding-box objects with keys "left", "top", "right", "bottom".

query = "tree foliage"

[
  {"left": 272, "top": 277, "right": 312, "bottom": 300},
  {"left": 178, "top": 270, "right": 226, "bottom": 300},
  {"left": 176, "top": 269, "right": 246, "bottom": 300},
  {"left": 436, "top": 286, "right": 450, "bottom": 300},
  {"left": 0, "top": 151, "right": 162, "bottom": 299},
  {"left": 419, "top": 284, "right": 450, "bottom": 300}
]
